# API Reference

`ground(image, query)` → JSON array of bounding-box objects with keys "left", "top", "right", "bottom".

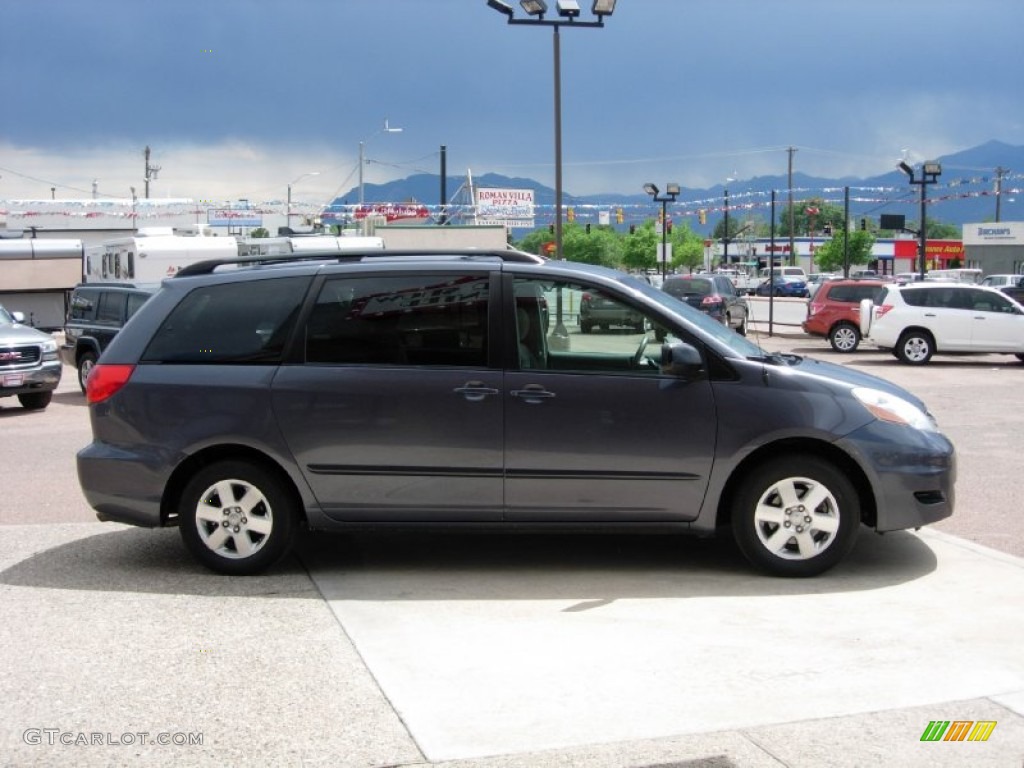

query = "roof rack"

[{"left": 174, "top": 248, "right": 546, "bottom": 278}]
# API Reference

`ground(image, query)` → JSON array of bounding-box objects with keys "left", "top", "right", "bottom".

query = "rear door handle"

[
  {"left": 511, "top": 384, "right": 556, "bottom": 404},
  {"left": 454, "top": 381, "right": 500, "bottom": 402}
]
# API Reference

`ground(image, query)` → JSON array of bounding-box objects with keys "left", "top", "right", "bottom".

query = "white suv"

[{"left": 860, "top": 283, "right": 1024, "bottom": 364}]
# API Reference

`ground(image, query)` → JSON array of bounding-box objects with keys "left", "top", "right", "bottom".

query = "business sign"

[
  {"left": 351, "top": 203, "right": 430, "bottom": 222},
  {"left": 476, "top": 187, "right": 535, "bottom": 229},
  {"left": 207, "top": 208, "right": 262, "bottom": 227},
  {"left": 893, "top": 239, "right": 964, "bottom": 262},
  {"left": 963, "top": 222, "right": 1024, "bottom": 246}
]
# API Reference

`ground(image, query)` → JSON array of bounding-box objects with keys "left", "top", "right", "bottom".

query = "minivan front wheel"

[
  {"left": 179, "top": 460, "right": 297, "bottom": 575},
  {"left": 732, "top": 455, "right": 859, "bottom": 577}
]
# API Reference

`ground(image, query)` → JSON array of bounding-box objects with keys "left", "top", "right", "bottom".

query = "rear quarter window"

[
  {"left": 141, "top": 277, "right": 310, "bottom": 363},
  {"left": 69, "top": 290, "right": 99, "bottom": 322}
]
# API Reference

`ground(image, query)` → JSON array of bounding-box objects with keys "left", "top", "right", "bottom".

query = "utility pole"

[
  {"left": 994, "top": 166, "right": 1006, "bottom": 222},
  {"left": 787, "top": 146, "right": 797, "bottom": 266},
  {"left": 143, "top": 146, "right": 161, "bottom": 198}
]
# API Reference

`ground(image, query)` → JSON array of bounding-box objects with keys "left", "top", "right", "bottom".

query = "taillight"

[
  {"left": 701, "top": 296, "right": 723, "bottom": 307},
  {"left": 86, "top": 364, "right": 136, "bottom": 404},
  {"left": 875, "top": 304, "right": 894, "bottom": 319}
]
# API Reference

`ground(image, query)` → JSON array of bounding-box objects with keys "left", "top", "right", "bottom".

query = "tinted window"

[
  {"left": 142, "top": 277, "right": 310, "bottom": 363},
  {"left": 828, "top": 284, "right": 879, "bottom": 303},
  {"left": 96, "top": 292, "right": 127, "bottom": 325},
  {"left": 69, "top": 289, "right": 99, "bottom": 321},
  {"left": 126, "top": 292, "right": 150, "bottom": 319},
  {"left": 664, "top": 278, "right": 712, "bottom": 297},
  {"left": 305, "top": 274, "right": 489, "bottom": 367}
]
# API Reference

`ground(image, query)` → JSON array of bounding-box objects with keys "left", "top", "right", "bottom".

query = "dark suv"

[
  {"left": 77, "top": 249, "right": 955, "bottom": 578},
  {"left": 60, "top": 283, "right": 156, "bottom": 391},
  {"left": 662, "top": 274, "right": 748, "bottom": 334}
]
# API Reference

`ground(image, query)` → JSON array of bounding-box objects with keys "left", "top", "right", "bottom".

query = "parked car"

[
  {"left": 77, "top": 248, "right": 955, "bottom": 578},
  {"left": 860, "top": 282, "right": 1024, "bottom": 364},
  {"left": 0, "top": 303, "right": 62, "bottom": 410},
  {"left": 803, "top": 279, "right": 886, "bottom": 352},
  {"left": 980, "top": 274, "right": 1024, "bottom": 303},
  {"left": 755, "top": 276, "right": 809, "bottom": 298},
  {"left": 579, "top": 288, "right": 644, "bottom": 333},
  {"left": 60, "top": 282, "right": 157, "bottom": 392},
  {"left": 662, "top": 274, "right": 748, "bottom": 334}
]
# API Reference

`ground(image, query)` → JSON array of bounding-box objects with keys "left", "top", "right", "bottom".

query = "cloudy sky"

[{"left": 2, "top": 0, "right": 1022, "bottom": 207}]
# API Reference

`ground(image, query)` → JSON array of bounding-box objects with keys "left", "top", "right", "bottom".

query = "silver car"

[{"left": 0, "top": 304, "right": 62, "bottom": 410}]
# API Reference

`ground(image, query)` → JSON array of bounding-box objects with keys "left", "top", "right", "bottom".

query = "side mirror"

[
  {"left": 11, "top": 311, "right": 26, "bottom": 324},
  {"left": 660, "top": 341, "right": 704, "bottom": 378}
]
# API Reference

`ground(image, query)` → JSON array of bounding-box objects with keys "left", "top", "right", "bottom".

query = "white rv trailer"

[{"left": 84, "top": 228, "right": 238, "bottom": 283}]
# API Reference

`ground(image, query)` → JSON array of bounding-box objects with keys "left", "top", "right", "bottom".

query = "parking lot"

[{"left": 2, "top": 343, "right": 1023, "bottom": 767}]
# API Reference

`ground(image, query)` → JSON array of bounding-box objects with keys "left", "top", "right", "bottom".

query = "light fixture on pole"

[
  {"left": 359, "top": 119, "right": 404, "bottom": 206},
  {"left": 486, "top": 0, "right": 617, "bottom": 260},
  {"left": 898, "top": 160, "right": 942, "bottom": 279},
  {"left": 287, "top": 172, "right": 320, "bottom": 230},
  {"left": 644, "top": 182, "right": 680, "bottom": 281}
]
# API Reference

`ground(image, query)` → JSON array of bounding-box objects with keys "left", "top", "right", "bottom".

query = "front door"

[{"left": 504, "top": 276, "right": 717, "bottom": 522}]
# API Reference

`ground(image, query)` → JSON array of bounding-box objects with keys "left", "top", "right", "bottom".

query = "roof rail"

[{"left": 173, "top": 248, "right": 546, "bottom": 277}]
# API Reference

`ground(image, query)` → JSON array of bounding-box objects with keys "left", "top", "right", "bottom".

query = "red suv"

[{"left": 803, "top": 279, "right": 886, "bottom": 352}]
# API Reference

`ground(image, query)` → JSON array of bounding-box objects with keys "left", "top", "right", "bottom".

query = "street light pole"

[
  {"left": 486, "top": 1, "right": 616, "bottom": 260},
  {"left": 359, "top": 120, "right": 403, "bottom": 206},
  {"left": 287, "top": 172, "right": 320, "bottom": 231},
  {"left": 898, "top": 161, "right": 942, "bottom": 280},
  {"left": 644, "top": 182, "right": 680, "bottom": 281}
]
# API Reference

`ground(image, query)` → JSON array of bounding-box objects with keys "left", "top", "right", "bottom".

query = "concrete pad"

[
  {"left": 0, "top": 523, "right": 422, "bottom": 767},
  {"left": 302, "top": 527, "right": 1024, "bottom": 762}
]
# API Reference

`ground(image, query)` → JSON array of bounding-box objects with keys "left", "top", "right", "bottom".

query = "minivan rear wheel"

[
  {"left": 179, "top": 460, "right": 297, "bottom": 575},
  {"left": 732, "top": 455, "right": 859, "bottom": 577}
]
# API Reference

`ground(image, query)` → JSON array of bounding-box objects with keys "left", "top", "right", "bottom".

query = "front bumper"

[
  {"left": 838, "top": 420, "right": 956, "bottom": 531},
  {"left": 0, "top": 360, "right": 62, "bottom": 397}
]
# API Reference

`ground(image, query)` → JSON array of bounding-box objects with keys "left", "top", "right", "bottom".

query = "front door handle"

[
  {"left": 454, "top": 381, "right": 500, "bottom": 402},
  {"left": 511, "top": 384, "right": 556, "bottom": 404}
]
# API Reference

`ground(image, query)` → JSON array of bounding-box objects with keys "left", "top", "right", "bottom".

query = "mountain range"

[{"left": 336, "top": 140, "right": 1023, "bottom": 233}]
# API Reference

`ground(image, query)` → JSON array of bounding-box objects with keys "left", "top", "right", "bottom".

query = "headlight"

[
  {"left": 852, "top": 387, "right": 937, "bottom": 432},
  {"left": 42, "top": 338, "right": 59, "bottom": 361}
]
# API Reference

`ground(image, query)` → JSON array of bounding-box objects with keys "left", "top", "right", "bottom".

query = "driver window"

[{"left": 513, "top": 277, "right": 677, "bottom": 374}]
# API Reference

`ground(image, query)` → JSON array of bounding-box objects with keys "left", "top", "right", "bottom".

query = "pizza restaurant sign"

[{"left": 476, "top": 187, "right": 535, "bottom": 229}]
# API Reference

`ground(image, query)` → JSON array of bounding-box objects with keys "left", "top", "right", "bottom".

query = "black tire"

[
  {"left": 828, "top": 322, "right": 861, "bottom": 353},
  {"left": 895, "top": 330, "right": 934, "bottom": 365},
  {"left": 77, "top": 351, "right": 97, "bottom": 393},
  {"left": 18, "top": 391, "right": 52, "bottom": 411},
  {"left": 735, "top": 313, "right": 747, "bottom": 336},
  {"left": 178, "top": 460, "right": 297, "bottom": 575},
  {"left": 731, "top": 454, "right": 860, "bottom": 577}
]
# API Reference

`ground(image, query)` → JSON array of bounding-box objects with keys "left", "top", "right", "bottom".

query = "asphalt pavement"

[{"left": 1, "top": 340, "right": 1023, "bottom": 767}]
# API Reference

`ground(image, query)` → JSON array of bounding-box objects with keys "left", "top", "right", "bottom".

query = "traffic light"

[
  {"left": 698, "top": 209, "right": 707, "bottom": 225},
  {"left": 549, "top": 224, "right": 554, "bottom": 234},
  {"left": 823, "top": 223, "right": 832, "bottom": 235},
  {"left": 585, "top": 223, "right": 591, "bottom": 234},
  {"left": 567, "top": 207, "right": 575, "bottom": 223},
  {"left": 860, "top": 217, "right": 868, "bottom": 231},
  {"left": 629, "top": 224, "right": 636, "bottom": 235},
  {"left": 666, "top": 220, "right": 673, "bottom": 234},
  {"left": 616, "top": 207, "right": 624, "bottom": 224}
]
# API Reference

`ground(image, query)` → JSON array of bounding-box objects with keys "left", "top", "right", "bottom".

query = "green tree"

[
  {"left": 517, "top": 227, "right": 555, "bottom": 257},
  {"left": 560, "top": 223, "right": 622, "bottom": 267},
  {"left": 777, "top": 198, "right": 845, "bottom": 238},
  {"left": 249, "top": 227, "right": 270, "bottom": 238},
  {"left": 621, "top": 221, "right": 659, "bottom": 272},
  {"left": 669, "top": 221, "right": 705, "bottom": 273},
  {"left": 811, "top": 229, "right": 875, "bottom": 273}
]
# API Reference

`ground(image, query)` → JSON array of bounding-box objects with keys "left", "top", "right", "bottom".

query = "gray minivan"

[{"left": 77, "top": 250, "right": 955, "bottom": 577}]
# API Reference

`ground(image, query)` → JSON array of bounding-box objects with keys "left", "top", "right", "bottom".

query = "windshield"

[
  {"left": 0, "top": 306, "right": 14, "bottom": 325},
  {"left": 623, "top": 275, "right": 766, "bottom": 357}
]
